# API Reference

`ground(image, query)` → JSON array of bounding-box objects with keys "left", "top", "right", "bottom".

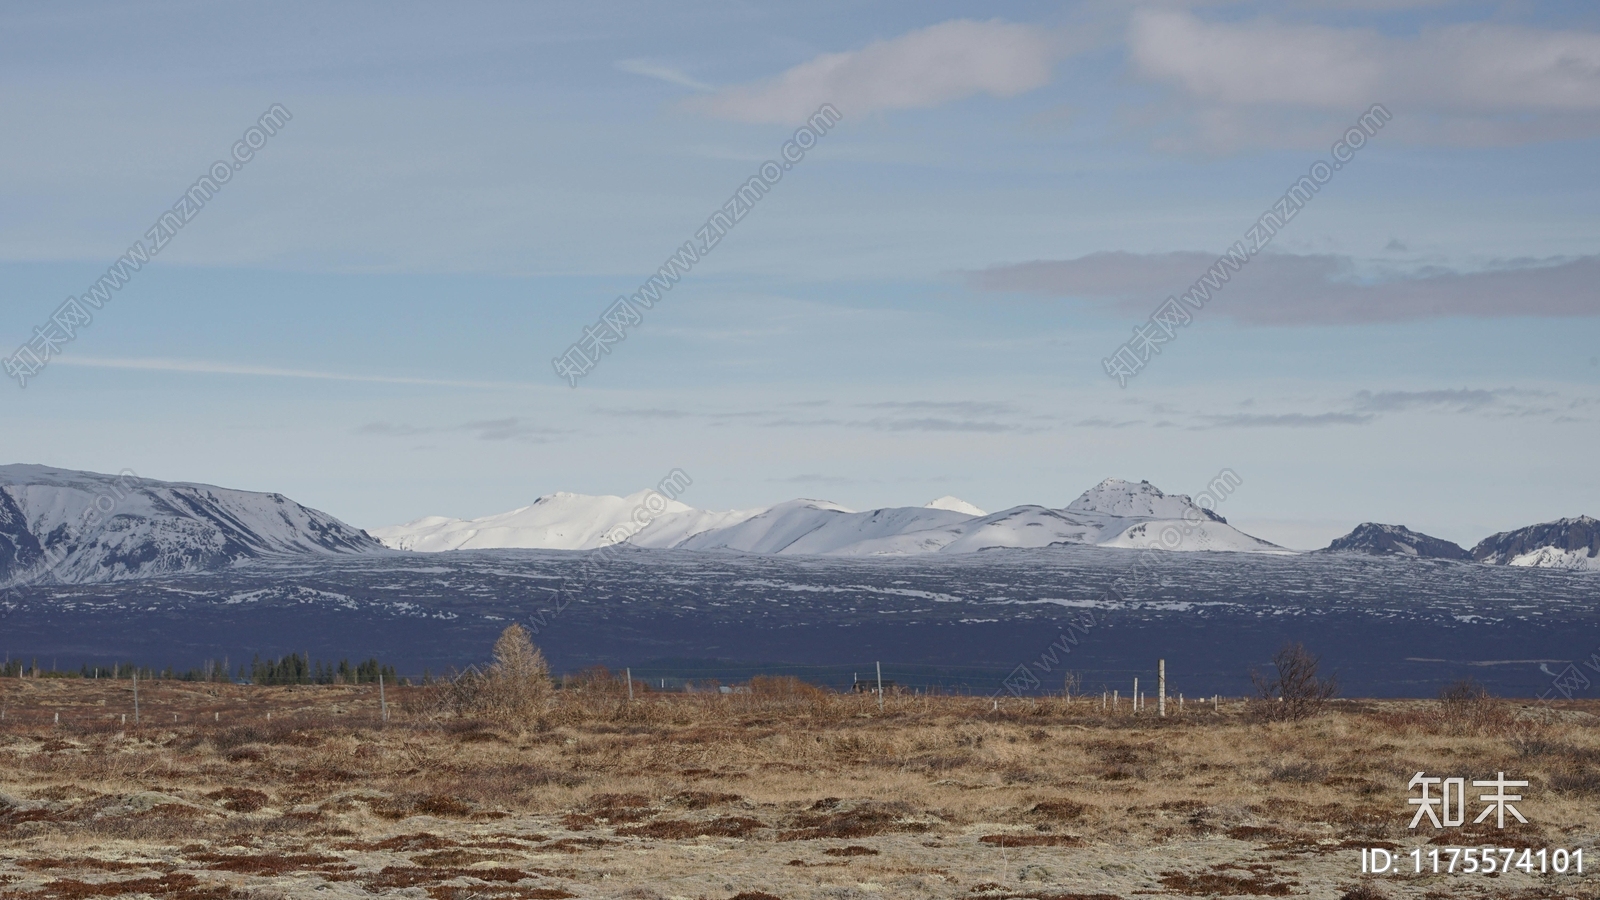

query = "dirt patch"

[
  {"left": 341, "top": 831, "right": 461, "bottom": 851},
  {"left": 6, "top": 873, "right": 231, "bottom": 900},
  {"left": 15, "top": 859, "right": 152, "bottom": 872},
  {"left": 672, "top": 790, "right": 745, "bottom": 809},
  {"left": 968, "top": 885, "right": 1124, "bottom": 900},
  {"left": 777, "top": 800, "right": 930, "bottom": 841},
  {"left": 1159, "top": 870, "right": 1296, "bottom": 896},
  {"left": 190, "top": 851, "right": 350, "bottom": 876},
  {"left": 618, "top": 816, "right": 764, "bottom": 839},
  {"left": 411, "top": 849, "right": 503, "bottom": 867},
  {"left": 1028, "top": 800, "right": 1092, "bottom": 821},
  {"left": 362, "top": 864, "right": 536, "bottom": 890},
  {"left": 539, "top": 837, "right": 611, "bottom": 853},
  {"left": 204, "top": 787, "right": 268, "bottom": 812},
  {"left": 977, "top": 834, "right": 1085, "bottom": 847},
  {"left": 375, "top": 793, "right": 475, "bottom": 819},
  {"left": 586, "top": 792, "right": 654, "bottom": 823}
]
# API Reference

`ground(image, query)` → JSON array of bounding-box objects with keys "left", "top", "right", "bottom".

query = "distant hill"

[
  {"left": 0, "top": 465, "right": 381, "bottom": 586},
  {"left": 1473, "top": 516, "right": 1600, "bottom": 570},
  {"left": 1319, "top": 523, "right": 1471, "bottom": 560}
]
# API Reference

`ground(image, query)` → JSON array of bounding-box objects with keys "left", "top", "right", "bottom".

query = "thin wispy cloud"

[
  {"left": 770, "top": 473, "right": 857, "bottom": 485},
  {"left": 1179, "top": 386, "right": 1586, "bottom": 430},
  {"left": 869, "top": 416, "right": 1017, "bottom": 433},
  {"left": 356, "top": 417, "right": 560, "bottom": 443},
  {"left": 55, "top": 357, "right": 550, "bottom": 391},
  {"left": 760, "top": 415, "right": 1019, "bottom": 433},
  {"left": 971, "top": 253, "right": 1600, "bottom": 324},
  {"left": 858, "top": 400, "right": 1015, "bottom": 416},
  {"left": 1197, "top": 412, "right": 1376, "bottom": 429},
  {"left": 1352, "top": 389, "right": 1504, "bottom": 413},
  {"left": 615, "top": 59, "right": 714, "bottom": 92},
  {"left": 463, "top": 418, "right": 559, "bottom": 442},
  {"left": 1074, "top": 417, "right": 1145, "bottom": 429},
  {"left": 684, "top": 19, "right": 1063, "bottom": 124},
  {"left": 356, "top": 422, "right": 435, "bottom": 437},
  {"left": 593, "top": 407, "right": 695, "bottom": 419}
]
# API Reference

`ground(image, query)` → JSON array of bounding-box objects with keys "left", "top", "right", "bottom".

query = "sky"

[{"left": 2, "top": 0, "right": 1597, "bottom": 551}]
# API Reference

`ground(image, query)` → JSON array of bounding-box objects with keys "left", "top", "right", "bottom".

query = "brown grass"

[{"left": 1, "top": 678, "right": 1598, "bottom": 899}]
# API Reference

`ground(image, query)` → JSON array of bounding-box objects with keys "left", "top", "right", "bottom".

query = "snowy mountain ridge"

[
  {"left": 0, "top": 464, "right": 380, "bottom": 586},
  {"left": 5, "top": 466, "right": 1592, "bottom": 584},
  {"left": 376, "top": 478, "right": 1288, "bottom": 558},
  {"left": 1472, "top": 516, "right": 1600, "bottom": 571}
]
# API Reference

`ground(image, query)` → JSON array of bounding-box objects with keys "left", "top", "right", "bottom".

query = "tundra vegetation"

[{"left": 0, "top": 628, "right": 1596, "bottom": 899}]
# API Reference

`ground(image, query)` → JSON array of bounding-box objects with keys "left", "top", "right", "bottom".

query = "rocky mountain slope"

[
  {"left": 1319, "top": 523, "right": 1472, "bottom": 560},
  {"left": 0, "top": 465, "right": 381, "bottom": 586},
  {"left": 1472, "top": 516, "right": 1600, "bottom": 570}
]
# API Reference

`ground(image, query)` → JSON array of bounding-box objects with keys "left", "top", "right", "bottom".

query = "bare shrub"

[
  {"left": 1251, "top": 642, "right": 1337, "bottom": 721},
  {"left": 1270, "top": 761, "right": 1330, "bottom": 783},
  {"left": 1438, "top": 677, "right": 1514, "bottom": 735},
  {"left": 1062, "top": 670, "right": 1082, "bottom": 699},
  {"left": 441, "top": 624, "right": 552, "bottom": 729}
]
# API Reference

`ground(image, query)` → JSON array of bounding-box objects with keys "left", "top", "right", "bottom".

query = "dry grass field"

[{"left": 2, "top": 673, "right": 1598, "bottom": 900}]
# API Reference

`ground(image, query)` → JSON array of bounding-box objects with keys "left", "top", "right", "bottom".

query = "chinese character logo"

[{"left": 1407, "top": 771, "right": 1528, "bottom": 829}]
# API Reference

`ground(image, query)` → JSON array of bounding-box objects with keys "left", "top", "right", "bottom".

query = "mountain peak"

[
  {"left": 1066, "top": 478, "right": 1220, "bottom": 521},
  {"left": 924, "top": 496, "right": 986, "bottom": 516},
  {"left": 1320, "top": 522, "right": 1471, "bottom": 560},
  {"left": 0, "top": 465, "right": 378, "bottom": 586}
]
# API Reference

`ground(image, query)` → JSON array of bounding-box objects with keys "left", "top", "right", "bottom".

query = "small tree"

[
  {"left": 445, "top": 624, "right": 552, "bottom": 727},
  {"left": 488, "top": 623, "right": 551, "bottom": 714},
  {"left": 1251, "top": 642, "right": 1337, "bottom": 721}
]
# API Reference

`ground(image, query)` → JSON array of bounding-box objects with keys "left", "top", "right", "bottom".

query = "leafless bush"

[
  {"left": 1251, "top": 642, "right": 1338, "bottom": 721},
  {"left": 1270, "top": 760, "right": 1331, "bottom": 783},
  {"left": 1438, "top": 677, "right": 1514, "bottom": 735},
  {"left": 1062, "top": 670, "right": 1082, "bottom": 699},
  {"left": 438, "top": 624, "right": 552, "bottom": 729}
]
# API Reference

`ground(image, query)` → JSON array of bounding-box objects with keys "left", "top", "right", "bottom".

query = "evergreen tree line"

[
  {"left": 247, "top": 653, "right": 399, "bottom": 686},
  {"left": 3, "top": 655, "right": 401, "bottom": 685},
  {"left": 1, "top": 660, "right": 225, "bottom": 681}
]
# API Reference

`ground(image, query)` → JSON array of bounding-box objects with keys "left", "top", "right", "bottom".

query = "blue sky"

[{"left": 3, "top": 0, "right": 1598, "bottom": 549}]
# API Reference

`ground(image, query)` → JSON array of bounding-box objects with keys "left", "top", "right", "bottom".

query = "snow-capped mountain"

[
  {"left": 1473, "top": 516, "right": 1600, "bottom": 570},
  {"left": 367, "top": 490, "right": 759, "bottom": 552},
  {"left": 925, "top": 496, "right": 986, "bottom": 516},
  {"left": 1318, "top": 523, "right": 1472, "bottom": 560},
  {"left": 1066, "top": 478, "right": 1222, "bottom": 521},
  {"left": 653, "top": 500, "right": 976, "bottom": 555},
  {"left": 0, "top": 465, "right": 380, "bottom": 586},
  {"left": 374, "top": 478, "right": 1287, "bottom": 557}
]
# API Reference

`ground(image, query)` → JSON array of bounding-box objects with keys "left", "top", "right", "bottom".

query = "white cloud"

[
  {"left": 685, "top": 19, "right": 1061, "bottom": 124},
  {"left": 1132, "top": 11, "right": 1386, "bottom": 109},
  {"left": 615, "top": 59, "right": 713, "bottom": 92},
  {"left": 971, "top": 252, "right": 1600, "bottom": 324},
  {"left": 1128, "top": 10, "right": 1600, "bottom": 147},
  {"left": 54, "top": 356, "right": 551, "bottom": 391}
]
